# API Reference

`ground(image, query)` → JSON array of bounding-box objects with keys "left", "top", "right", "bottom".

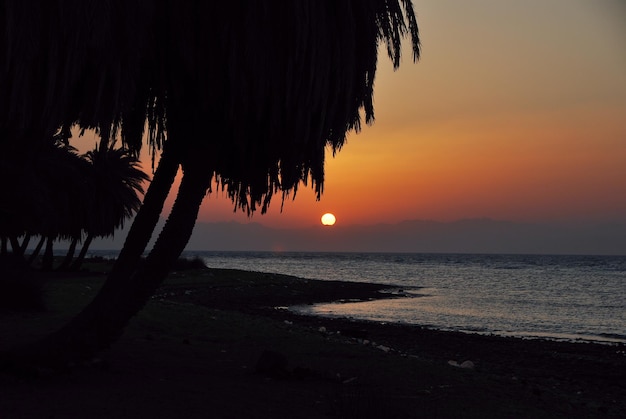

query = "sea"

[{"left": 92, "top": 250, "right": 626, "bottom": 345}]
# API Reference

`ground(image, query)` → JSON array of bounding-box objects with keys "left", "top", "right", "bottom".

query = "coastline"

[
  {"left": 161, "top": 267, "right": 626, "bottom": 417},
  {"left": 1, "top": 264, "right": 625, "bottom": 418}
]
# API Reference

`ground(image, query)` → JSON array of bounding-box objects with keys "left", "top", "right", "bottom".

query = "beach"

[{"left": 1, "top": 264, "right": 625, "bottom": 418}]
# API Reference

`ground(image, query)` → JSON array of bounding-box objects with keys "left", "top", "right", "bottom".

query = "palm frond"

[{"left": 2, "top": 0, "right": 420, "bottom": 214}]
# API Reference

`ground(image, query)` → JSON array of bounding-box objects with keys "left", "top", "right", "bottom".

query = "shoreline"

[
  {"left": 162, "top": 267, "right": 626, "bottom": 416},
  {"left": 2, "top": 263, "right": 625, "bottom": 417},
  {"left": 290, "top": 304, "right": 626, "bottom": 347},
  {"left": 164, "top": 266, "right": 626, "bottom": 346}
]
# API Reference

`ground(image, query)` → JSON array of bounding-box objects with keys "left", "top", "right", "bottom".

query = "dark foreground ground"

[{"left": 1, "top": 264, "right": 625, "bottom": 418}]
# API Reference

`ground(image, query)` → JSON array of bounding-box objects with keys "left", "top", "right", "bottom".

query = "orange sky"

[{"left": 79, "top": 0, "right": 626, "bottom": 229}]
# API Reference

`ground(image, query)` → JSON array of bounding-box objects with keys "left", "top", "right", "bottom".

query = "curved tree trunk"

[
  {"left": 15, "top": 163, "right": 208, "bottom": 367},
  {"left": 9, "top": 235, "right": 23, "bottom": 259},
  {"left": 19, "top": 233, "right": 31, "bottom": 255},
  {"left": 65, "top": 144, "right": 179, "bottom": 276},
  {"left": 69, "top": 234, "right": 94, "bottom": 271},
  {"left": 27, "top": 235, "right": 46, "bottom": 266},
  {"left": 41, "top": 236, "right": 55, "bottom": 271},
  {"left": 57, "top": 237, "right": 78, "bottom": 271},
  {"left": 104, "top": 146, "right": 180, "bottom": 283},
  {"left": 2, "top": 146, "right": 184, "bottom": 369}
]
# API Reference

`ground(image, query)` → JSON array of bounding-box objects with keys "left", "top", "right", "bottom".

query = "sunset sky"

[{"left": 80, "top": 0, "right": 626, "bottom": 230}]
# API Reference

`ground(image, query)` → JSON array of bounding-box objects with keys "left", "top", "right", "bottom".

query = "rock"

[
  {"left": 448, "top": 360, "right": 475, "bottom": 369},
  {"left": 460, "top": 360, "right": 475, "bottom": 369},
  {"left": 339, "top": 327, "right": 369, "bottom": 339}
]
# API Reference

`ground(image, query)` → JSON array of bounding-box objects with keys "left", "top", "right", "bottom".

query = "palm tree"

[
  {"left": 30, "top": 141, "right": 89, "bottom": 270},
  {"left": 67, "top": 144, "right": 149, "bottom": 271},
  {"left": 1, "top": 1, "right": 420, "bottom": 367},
  {"left": 0, "top": 134, "right": 59, "bottom": 262},
  {"left": 1, "top": 138, "right": 93, "bottom": 269}
]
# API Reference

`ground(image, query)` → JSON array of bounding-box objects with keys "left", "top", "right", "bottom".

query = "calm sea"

[{"left": 94, "top": 250, "right": 626, "bottom": 344}]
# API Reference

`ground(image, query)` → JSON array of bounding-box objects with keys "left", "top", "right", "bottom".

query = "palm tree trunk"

[
  {"left": 27, "top": 236, "right": 45, "bottom": 266},
  {"left": 3, "top": 145, "right": 181, "bottom": 368},
  {"left": 57, "top": 237, "right": 79, "bottom": 271},
  {"left": 41, "top": 236, "right": 55, "bottom": 271},
  {"left": 69, "top": 234, "right": 94, "bottom": 271},
  {"left": 19, "top": 164, "right": 208, "bottom": 366},
  {"left": 9, "top": 235, "right": 23, "bottom": 258},
  {"left": 19, "top": 233, "right": 31, "bottom": 255},
  {"left": 105, "top": 145, "right": 180, "bottom": 283}
]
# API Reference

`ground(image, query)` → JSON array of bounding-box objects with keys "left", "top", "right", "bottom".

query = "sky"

[{"left": 79, "top": 0, "right": 626, "bottom": 231}]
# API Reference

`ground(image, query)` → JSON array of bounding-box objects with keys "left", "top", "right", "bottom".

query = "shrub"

[{"left": 172, "top": 257, "right": 207, "bottom": 271}]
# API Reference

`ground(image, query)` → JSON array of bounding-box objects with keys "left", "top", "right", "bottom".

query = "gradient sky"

[{"left": 79, "top": 0, "right": 626, "bottom": 230}]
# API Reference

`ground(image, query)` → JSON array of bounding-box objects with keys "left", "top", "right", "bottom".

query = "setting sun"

[{"left": 321, "top": 213, "right": 336, "bottom": 226}]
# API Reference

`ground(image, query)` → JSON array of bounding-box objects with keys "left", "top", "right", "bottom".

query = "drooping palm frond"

[
  {"left": 82, "top": 145, "right": 149, "bottom": 237},
  {"left": 0, "top": 0, "right": 422, "bottom": 362},
  {"left": 162, "top": 1, "right": 420, "bottom": 213},
  {"left": 41, "top": 142, "right": 91, "bottom": 240},
  {"left": 0, "top": 0, "right": 158, "bottom": 154},
  {"left": 0, "top": 140, "right": 89, "bottom": 241},
  {"left": 1, "top": 0, "right": 419, "bottom": 213}
]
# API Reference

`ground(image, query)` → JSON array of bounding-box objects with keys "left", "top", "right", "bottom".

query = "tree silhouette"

[
  {"left": 0, "top": 139, "right": 87, "bottom": 268},
  {"left": 0, "top": 136, "right": 146, "bottom": 271},
  {"left": 1, "top": 1, "right": 420, "bottom": 367},
  {"left": 68, "top": 144, "right": 149, "bottom": 271},
  {"left": 38, "top": 141, "right": 90, "bottom": 271}
]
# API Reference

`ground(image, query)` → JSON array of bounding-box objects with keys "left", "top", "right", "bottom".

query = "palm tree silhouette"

[
  {"left": 36, "top": 141, "right": 89, "bottom": 271},
  {"left": 0, "top": 139, "right": 87, "bottom": 268},
  {"left": 68, "top": 144, "right": 149, "bottom": 271},
  {"left": 1, "top": 1, "right": 420, "bottom": 367},
  {"left": 0, "top": 138, "right": 147, "bottom": 270}
]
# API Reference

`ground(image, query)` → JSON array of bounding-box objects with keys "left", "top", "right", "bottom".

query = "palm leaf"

[{"left": 1, "top": 0, "right": 420, "bottom": 213}]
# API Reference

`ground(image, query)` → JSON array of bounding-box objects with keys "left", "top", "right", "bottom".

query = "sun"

[{"left": 321, "top": 213, "right": 336, "bottom": 226}]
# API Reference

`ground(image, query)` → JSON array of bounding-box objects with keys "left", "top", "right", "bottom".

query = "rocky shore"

[{"left": 1, "top": 266, "right": 624, "bottom": 418}]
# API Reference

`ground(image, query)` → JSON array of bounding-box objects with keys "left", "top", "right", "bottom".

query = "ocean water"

[{"left": 94, "top": 250, "right": 626, "bottom": 344}]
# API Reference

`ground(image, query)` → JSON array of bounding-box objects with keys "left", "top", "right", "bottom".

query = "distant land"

[{"left": 88, "top": 218, "right": 626, "bottom": 255}]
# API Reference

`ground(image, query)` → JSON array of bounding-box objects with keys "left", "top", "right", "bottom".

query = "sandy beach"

[{"left": 1, "top": 264, "right": 625, "bottom": 418}]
